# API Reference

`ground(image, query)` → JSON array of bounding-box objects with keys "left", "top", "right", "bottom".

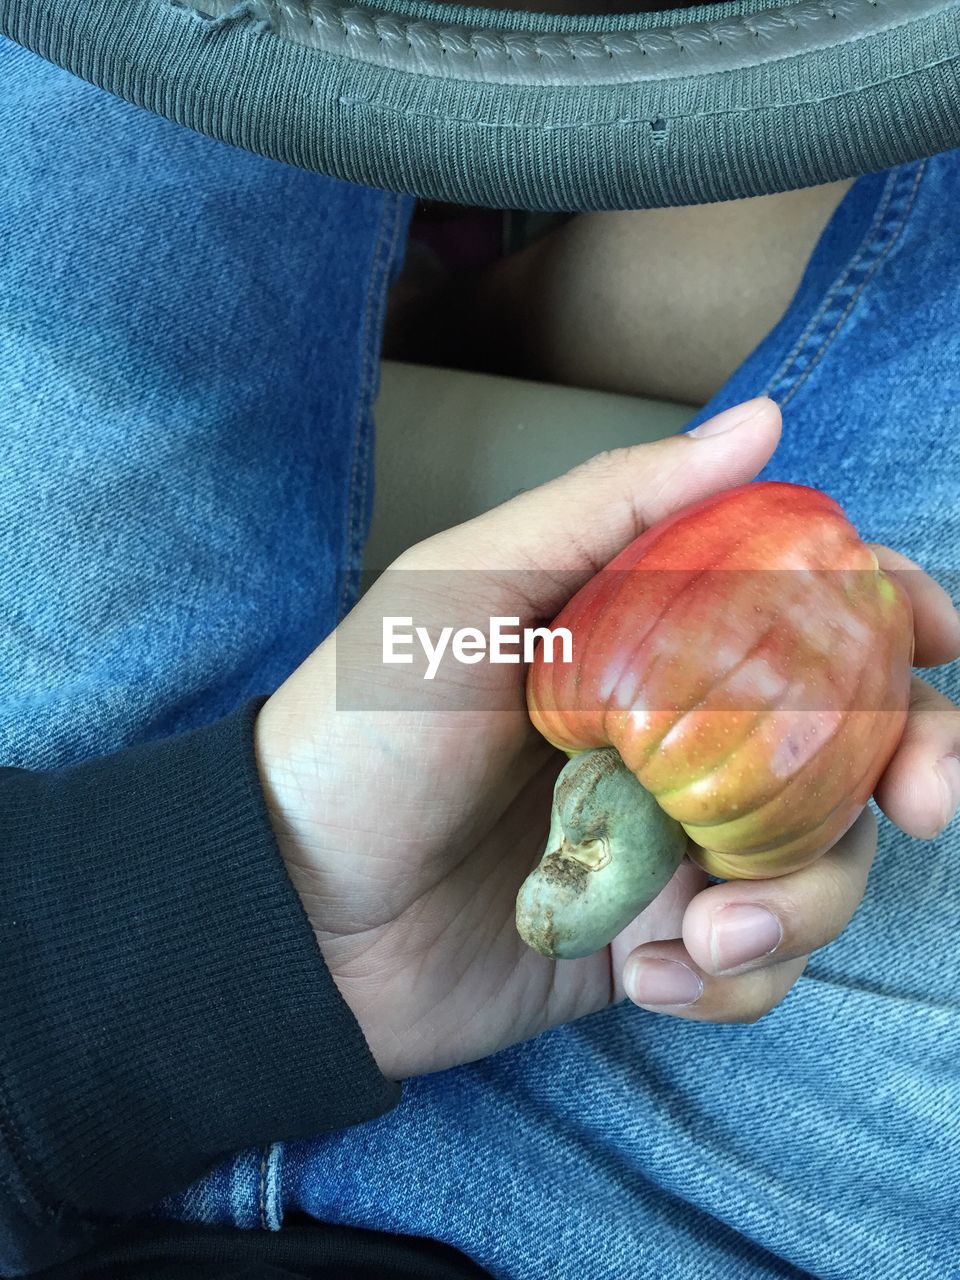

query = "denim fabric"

[
  {"left": 203, "top": 162, "right": 959, "bottom": 1277},
  {"left": 3, "top": 31, "right": 959, "bottom": 1280},
  {"left": 0, "top": 35, "right": 414, "bottom": 772}
]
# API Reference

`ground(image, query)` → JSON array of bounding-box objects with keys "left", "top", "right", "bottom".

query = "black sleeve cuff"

[{"left": 0, "top": 698, "right": 401, "bottom": 1231}]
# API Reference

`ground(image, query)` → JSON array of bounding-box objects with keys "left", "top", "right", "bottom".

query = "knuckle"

[
  {"left": 716, "top": 996, "right": 773, "bottom": 1026},
  {"left": 807, "top": 856, "right": 865, "bottom": 927},
  {"left": 572, "top": 447, "right": 633, "bottom": 483},
  {"left": 389, "top": 541, "right": 432, "bottom": 572},
  {"left": 732, "top": 1008, "right": 768, "bottom": 1026},
  {"left": 701, "top": 958, "right": 806, "bottom": 1024},
  {"left": 769, "top": 849, "right": 870, "bottom": 953},
  {"left": 908, "top": 681, "right": 954, "bottom": 723}
]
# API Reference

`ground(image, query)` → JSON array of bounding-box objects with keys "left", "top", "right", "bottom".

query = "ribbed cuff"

[{"left": 0, "top": 698, "right": 401, "bottom": 1220}]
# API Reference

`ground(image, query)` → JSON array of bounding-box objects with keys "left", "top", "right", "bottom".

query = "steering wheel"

[{"left": 2, "top": 0, "right": 957, "bottom": 207}]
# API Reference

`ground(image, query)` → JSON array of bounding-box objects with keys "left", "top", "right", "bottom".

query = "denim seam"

[
  {"left": 762, "top": 170, "right": 901, "bottom": 396},
  {"left": 257, "top": 1140, "right": 284, "bottom": 1230},
  {"left": 762, "top": 159, "right": 927, "bottom": 406},
  {"left": 353, "top": 194, "right": 407, "bottom": 590},
  {"left": 761, "top": 169, "right": 898, "bottom": 394},
  {"left": 336, "top": 196, "right": 390, "bottom": 621},
  {"left": 337, "top": 192, "right": 406, "bottom": 620},
  {"left": 779, "top": 160, "right": 926, "bottom": 405},
  {"left": 267, "top": 1142, "right": 283, "bottom": 1229},
  {"left": 258, "top": 1144, "right": 268, "bottom": 1229}
]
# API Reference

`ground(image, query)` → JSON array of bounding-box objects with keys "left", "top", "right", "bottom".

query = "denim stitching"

[
  {"left": 352, "top": 191, "right": 407, "bottom": 595},
  {"left": 353, "top": 194, "right": 407, "bottom": 587},
  {"left": 337, "top": 192, "right": 406, "bottom": 620},
  {"left": 778, "top": 161, "right": 924, "bottom": 407},
  {"left": 265, "top": 1142, "right": 284, "bottom": 1229},
  {"left": 763, "top": 160, "right": 926, "bottom": 406},
  {"left": 257, "top": 1141, "right": 283, "bottom": 1229},
  {"left": 336, "top": 195, "right": 390, "bottom": 621},
  {"left": 258, "top": 1144, "right": 269, "bottom": 1229},
  {"left": 761, "top": 169, "right": 897, "bottom": 395},
  {"left": 778, "top": 161, "right": 926, "bottom": 405}
]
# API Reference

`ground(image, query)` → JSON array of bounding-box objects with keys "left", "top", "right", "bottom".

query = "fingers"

[
  {"left": 874, "top": 675, "right": 960, "bottom": 838},
  {"left": 870, "top": 544, "right": 960, "bottom": 668},
  {"left": 621, "top": 808, "right": 877, "bottom": 1023},
  {"left": 401, "top": 397, "right": 782, "bottom": 615},
  {"left": 624, "top": 940, "right": 809, "bottom": 1024}
]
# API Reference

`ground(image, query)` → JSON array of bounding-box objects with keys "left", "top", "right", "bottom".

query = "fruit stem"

[{"left": 515, "top": 747, "right": 687, "bottom": 960}]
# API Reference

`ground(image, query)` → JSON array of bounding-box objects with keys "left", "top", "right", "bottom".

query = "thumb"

[{"left": 406, "top": 396, "right": 781, "bottom": 613}]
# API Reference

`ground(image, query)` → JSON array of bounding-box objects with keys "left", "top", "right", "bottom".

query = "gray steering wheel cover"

[
  {"left": 205, "top": 0, "right": 950, "bottom": 86},
  {"left": 2, "top": 0, "right": 958, "bottom": 208}
]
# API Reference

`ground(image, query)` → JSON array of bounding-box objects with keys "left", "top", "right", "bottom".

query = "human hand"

[{"left": 254, "top": 398, "right": 960, "bottom": 1080}]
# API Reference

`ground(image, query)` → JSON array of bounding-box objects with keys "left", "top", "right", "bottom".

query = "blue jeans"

[
  {"left": 0, "top": 36, "right": 413, "bottom": 772},
  {"left": 3, "top": 36, "right": 959, "bottom": 1280}
]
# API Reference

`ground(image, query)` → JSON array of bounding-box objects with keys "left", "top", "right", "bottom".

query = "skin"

[
  {"left": 253, "top": 398, "right": 960, "bottom": 1082},
  {"left": 385, "top": 182, "right": 854, "bottom": 405}
]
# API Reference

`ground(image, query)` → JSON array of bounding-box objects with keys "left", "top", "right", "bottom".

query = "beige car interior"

[{"left": 366, "top": 360, "right": 695, "bottom": 575}]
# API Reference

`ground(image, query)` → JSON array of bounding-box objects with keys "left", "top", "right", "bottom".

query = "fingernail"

[
  {"left": 710, "top": 904, "right": 783, "bottom": 973},
  {"left": 937, "top": 755, "right": 960, "bottom": 832},
  {"left": 625, "top": 958, "right": 703, "bottom": 1006},
  {"left": 687, "top": 397, "right": 773, "bottom": 439}
]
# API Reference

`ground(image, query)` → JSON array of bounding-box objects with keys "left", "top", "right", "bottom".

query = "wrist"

[{"left": 252, "top": 694, "right": 322, "bottom": 922}]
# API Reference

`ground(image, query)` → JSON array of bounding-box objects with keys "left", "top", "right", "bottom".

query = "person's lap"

[
  {"left": 266, "top": 157, "right": 959, "bottom": 1280},
  {"left": 3, "top": 36, "right": 958, "bottom": 1280},
  {"left": 0, "top": 36, "right": 413, "bottom": 772}
]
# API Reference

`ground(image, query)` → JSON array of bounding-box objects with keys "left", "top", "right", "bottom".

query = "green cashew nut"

[{"left": 516, "top": 747, "right": 687, "bottom": 959}]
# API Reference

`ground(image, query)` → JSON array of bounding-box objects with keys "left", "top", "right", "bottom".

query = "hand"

[{"left": 254, "top": 398, "right": 960, "bottom": 1080}]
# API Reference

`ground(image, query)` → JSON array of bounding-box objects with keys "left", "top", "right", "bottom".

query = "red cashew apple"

[{"left": 516, "top": 481, "right": 914, "bottom": 959}]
